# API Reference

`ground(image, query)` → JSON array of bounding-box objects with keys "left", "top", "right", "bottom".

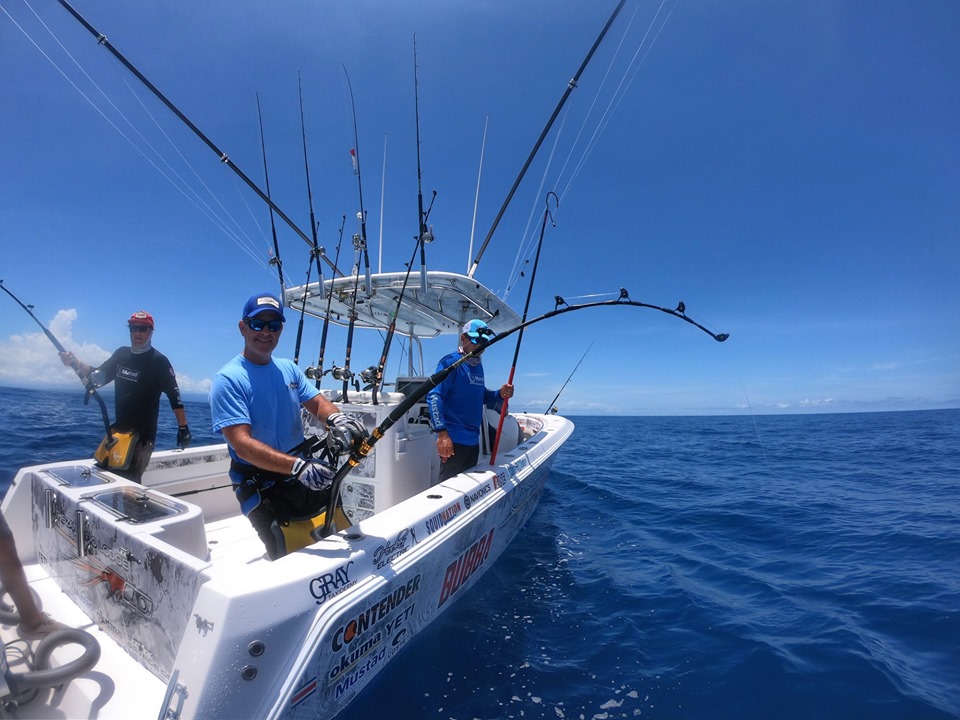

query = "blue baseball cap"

[
  {"left": 461, "top": 319, "right": 494, "bottom": 342},
  {"left": 242, "top": 293, "right": 285, "bottom": 321}
]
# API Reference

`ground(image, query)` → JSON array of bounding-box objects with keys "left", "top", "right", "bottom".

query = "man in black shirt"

[{"left": 60, "top": 310, "right": 191, "bottom": 482}]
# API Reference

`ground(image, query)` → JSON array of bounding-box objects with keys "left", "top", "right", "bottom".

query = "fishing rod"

[
  {"left": 255, "top": 94, "right": 285, "bottom": 297},
  {"left": 545, "top": 341, "right": 594, "bottom": 414},
  {"left": 369, "top": 223, "right": 427, "bottom": 405},
  {"left": 305, "top": 215, "right": 347, "bottom": 387},
  {"left": 0, "top": 280, "right": 115, "bottom": 445},
  {"left": 467, "top": 0, "right": 627, "bottom": 279},
  {"left": 342, "top": 66, "right": 373, "bottom": 297},
  {"left": 335, "top": 66, "right": 372, "bottom": 401},
  {"left": 366, "top": 38, "right": 439, "bottom": 405},
  {"left": 337, "top": 224, "right": 365, "bottom": 401},
  {"left": 292, "top": 75, "right": 323, "bottom": 366},
  {"left": 53, "top": 0, "right": 342, "bottom": 278},
  {"left": 490, "top": 192, "right": 557, "bottom": 465},
  {"left": 413, "top": 36, "right": 433, "bottom": 294},
  {"left": 322, "top": 290, "right": 728, "bottom": 535}
]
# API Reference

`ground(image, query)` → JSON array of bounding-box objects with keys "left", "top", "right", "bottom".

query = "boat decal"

[
  {"left": 424, "top": 500, "right": 463, "bottom": 534},
  {"left": 372, "top": 527, "right": 419, "bottom": 569},
  {"left": 290, "top": 676, "right": 318, "bottom": 708},
  {"left": 462, "top": 479, "right": 493, "bottom": 509},
  {"left": 330, "top": 574, "right": 422, "bottom": 653},
  {"left": 493, "top": 470, "right": 509, "bottom": 489},
  {"left": 78, "top": 561, "right": 154, "bottom": 616},
  {"left": 333, "top": 646, "right": 387, "bottom": 700},
  {"left": 193, "top": 613, "right": 214, "bottom": 636},
  {"left": 328, "top": 630, "right": 383, "bottom": 683},
  {"left": 437, "top": 528, "right": 495, "bottom": 608},
  {"left": 309, "top": 560, "right": 356, "bottom": 605}
]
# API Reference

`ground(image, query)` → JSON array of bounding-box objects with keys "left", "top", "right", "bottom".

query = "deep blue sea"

[{"left": 1, "top": 386, "right": 958, "bottom": 720}]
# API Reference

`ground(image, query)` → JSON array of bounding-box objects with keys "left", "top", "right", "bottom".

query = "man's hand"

[
  {"left": 436, "top": 430, "right": 454, "bottom": 463},
  {"left": 294, "top": 458, "right": 335, "bottom": 491},
  {"left": 326, "top": 412, "right": 366, "bottom": 452},
  {"left": 176, "top": 425, "right": 192, "bottom": 449}
]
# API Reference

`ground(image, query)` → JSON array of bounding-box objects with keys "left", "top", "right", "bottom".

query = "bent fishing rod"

[
  {"left": 467, "top": 0, "right": 627, "bottom": 278},
  {"left": 490, "top": 192, "right": 558, "bottom": 465},
  {"left": 54, "top": 0, "right": 342, "bottom": 278},
  {"left": 322, "top": 290, "right": 728, "bottom": 535},
  {"left": 0, "top": 280, "right": 115, "bottom": 444}
]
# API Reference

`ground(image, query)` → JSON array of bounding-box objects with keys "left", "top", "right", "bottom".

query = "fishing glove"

[
  {"left": 326, "top": 412, "right": 366, "bottom": 453},
  {"left": 176, "top": 425, "right": 192, "bottom": 449},
  {"left": 292, "top": 458, "right": 335, "bottom": 491}
]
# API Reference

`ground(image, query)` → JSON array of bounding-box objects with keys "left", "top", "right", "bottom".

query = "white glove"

[
  {"left": 293, "top": 459, "right": 335, "bottom": 491},
  {"left": 326, "top": 412, "right": 366, "bottom": 452}
]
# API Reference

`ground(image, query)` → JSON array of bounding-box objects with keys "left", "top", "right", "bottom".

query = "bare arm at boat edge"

[{"left": 220, "top": 393, "right": 342, "bottom": 475}]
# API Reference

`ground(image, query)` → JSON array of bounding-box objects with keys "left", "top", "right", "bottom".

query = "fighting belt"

[{"left": 94, "top": 429, "right": 140, "bottom": 471}]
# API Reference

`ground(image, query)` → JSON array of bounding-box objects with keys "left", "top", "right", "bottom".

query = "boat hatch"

[
  {"left": 87, "top": 487, "right": 187, "bottom": 524},
  {"left": 45, "top": 464, "right": 112, "bottom": 487}
]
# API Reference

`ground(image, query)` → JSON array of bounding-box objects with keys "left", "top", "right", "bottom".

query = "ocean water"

[{"left": 1, "top": 387, "right": 957, "bottom": 720}]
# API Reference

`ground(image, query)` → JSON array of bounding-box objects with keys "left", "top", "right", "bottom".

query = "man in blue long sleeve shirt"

[{"left": 426, "top": 319, "right": 514, "bottom": 482}]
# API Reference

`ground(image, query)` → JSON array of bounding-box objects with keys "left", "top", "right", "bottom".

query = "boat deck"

[{"left": 2, "top": 564, "right": 166, "bottom": 719}]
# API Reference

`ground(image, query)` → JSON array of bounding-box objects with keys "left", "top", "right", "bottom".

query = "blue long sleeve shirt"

[{"left": 426, "top": 351, "right": 502, "bottom": 446}]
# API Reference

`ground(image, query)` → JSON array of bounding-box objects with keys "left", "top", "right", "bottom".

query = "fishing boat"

[
  {"left": 1, "top": 266, "right": 575, "bottom": 719},
  {"left": 1, "top": 1, "right": 728, "bottom": 717}
]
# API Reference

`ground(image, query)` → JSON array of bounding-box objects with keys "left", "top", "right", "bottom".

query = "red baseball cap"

[{"left": 128, "top": 310, "right": 155, "bottom": 329}]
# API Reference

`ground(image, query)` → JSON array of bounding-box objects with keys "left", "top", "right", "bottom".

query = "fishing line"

[
  {"left": 545, "top": 340, "right": 594, "bottom": 413},
  {"left": 467, "top": 0, "right": 629, "bottom": 279},
  {"left": 504, "top": 107, "right": 571, "bottom": 300},
  {"left": 321, "top": 292, "right": 728, "bottom": 535},
  {"left": 7, "top": 1, "right": 277, "bottom": 277},
  {"left": 557, "top": 0, "right": 681, "bottom": 202},
  {"left": 492, "top": 192, "right": 558, "bottom": 464},
  {"left": 738, "top": 381, "right": 793, "bottom": 554}
]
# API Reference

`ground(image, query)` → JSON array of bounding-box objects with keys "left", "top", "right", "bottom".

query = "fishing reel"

[
  {"left": 359, "top": 365, "right": 379, "bottom": 391},
  {"left": 330, "top": 365, "right": 352, "bottom": 382},
  {"left": 330, "top": 365, "right": 361, "bottom": 393}
]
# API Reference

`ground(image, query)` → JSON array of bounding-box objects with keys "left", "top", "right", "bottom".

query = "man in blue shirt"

[
  {"left": 426, "top": 319, "right": 514, "bottom": 482},
  {"left": 210, "top": 293, "right": 365, "bottom": 559}
]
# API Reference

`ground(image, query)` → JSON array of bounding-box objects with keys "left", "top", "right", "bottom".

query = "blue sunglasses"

[{"left": 245, "top": 317, "right": 283, "bottom": 333}]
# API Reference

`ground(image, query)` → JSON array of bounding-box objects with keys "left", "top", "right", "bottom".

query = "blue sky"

[{"left": 1, "top": 0, "right": 957, "bottom": 416}]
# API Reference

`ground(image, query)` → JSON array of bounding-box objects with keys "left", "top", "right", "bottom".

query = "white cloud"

[{"left": 0, "top": 309, "right": 210, "bottom": 395}]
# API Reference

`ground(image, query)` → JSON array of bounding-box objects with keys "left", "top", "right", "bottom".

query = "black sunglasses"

[
  {"left": 128, "top": 325, "right": 152, "bottom": 333},
  {"left": 466, "top": 328, "right": 494, "bottom": 344},
  {"left": 245, "top": 317, "right": 283, "bottom": 333}
]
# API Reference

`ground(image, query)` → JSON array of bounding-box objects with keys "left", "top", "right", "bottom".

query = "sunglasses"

[
  {"left": 128, "top": 325, "right": 152, "bottom": 333},
  {"left": 466, "top": 329, "right": 494, "bottom": 344},
  {"left": 245, "top": 317, "right": 283, "bottom": 333}
]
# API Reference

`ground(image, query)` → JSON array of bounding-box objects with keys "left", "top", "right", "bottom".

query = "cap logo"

[{"left": 256, "top": 296, "right": 280, "bottom": 310}]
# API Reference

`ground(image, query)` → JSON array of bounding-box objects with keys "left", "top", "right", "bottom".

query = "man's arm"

[
  {"left": 221, "top": 424, "right": 301, "bottom": 475},
  {"left": 302, "top": 393, "right": 339, "bottom": 424}
]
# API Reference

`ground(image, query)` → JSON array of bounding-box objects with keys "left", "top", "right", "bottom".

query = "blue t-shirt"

[
  {"left": 210, "top": 355, "right": 320, "bottom": 464},
  {"left": 426, "top": 351, "right": 502, "bottom": 446}
]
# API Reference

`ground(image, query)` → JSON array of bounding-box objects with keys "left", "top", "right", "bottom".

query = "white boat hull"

[{"left": 1, "top": 408, "right": 573, "bottom": 719}]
